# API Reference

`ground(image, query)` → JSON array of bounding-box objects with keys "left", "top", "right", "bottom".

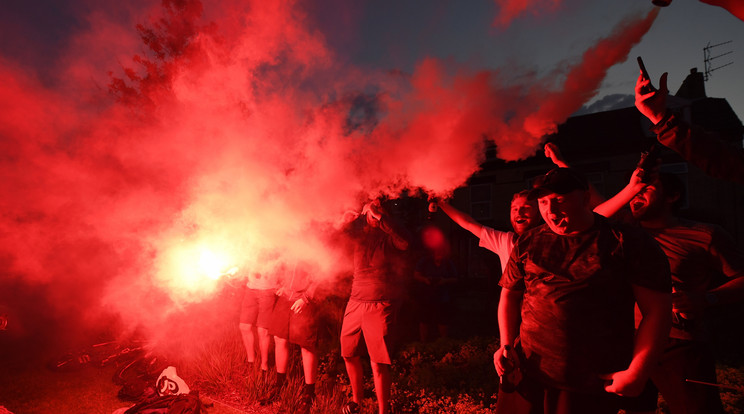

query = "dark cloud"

[{"left": 573, "top": 93, "right": 635, "bottom": 116}]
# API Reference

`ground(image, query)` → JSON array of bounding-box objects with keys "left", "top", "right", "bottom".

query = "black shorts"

[
  {"left": 494, "top": 372, "right": 620, "bottom": 414},
  {"left": 267, "top": 295, "right": 318, "bottom": 352}
]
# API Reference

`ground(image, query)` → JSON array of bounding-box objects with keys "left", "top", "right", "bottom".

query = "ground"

[{"left": 0, "top": 359, "right": 271, "bottom": 414}]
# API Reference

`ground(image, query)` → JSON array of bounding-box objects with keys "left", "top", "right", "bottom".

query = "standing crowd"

[{"left": 236, "top": 67, "right": 744, "bottom": 414}]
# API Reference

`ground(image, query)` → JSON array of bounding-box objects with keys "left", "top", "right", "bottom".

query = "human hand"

[
  {"left": 291, "top": 298, "right": 307, "bottom": 314},
  {"left": 362, "top": 200, "right": 382, "bottom": 222},
  {"left": 600, "top": 369, "right": 646, "bottom": 397},
  {"left": 672, "top": 290, "right": 706, "bottom": 316},
  {"left": 629, "top": 163, "right": 658, "bottom": 189},
  {"left": 275, "top": 287, "right": 285, "bottom": 297},
  {"left": 628, "top": 167, "right": 645, "bottom": 188},
  {"left": 544, "top": 143, "right": 568, "bottom": 168},
  {"left": 635, "top": 72, "right": 669, "bottom": 125},
  {"left": 493, "top": 344, "right": 519, "bottom": 376}
]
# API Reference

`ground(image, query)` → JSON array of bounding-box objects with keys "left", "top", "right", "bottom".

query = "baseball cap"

[{"left": 528, "top": 168, "right": 589, "bottom": 200}]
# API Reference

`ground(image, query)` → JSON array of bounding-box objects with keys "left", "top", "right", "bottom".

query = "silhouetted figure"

[
  {"left": 260, "top": 262, "right": 320, "bottom": 414},
  {"left": 413, "top": 225, "right": 458, "bottom": 341},
  {"left": 239, "top": 266, "right": 278, "bottom": 373},
  {"left": 617, "top": 173, "right": 744, "bottom": 414},
  {"left": 341, "top": 200, "right": 410, "bottom": 414}
]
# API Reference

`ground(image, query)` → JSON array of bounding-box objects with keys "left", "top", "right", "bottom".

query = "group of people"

[
  {"left": 238, "top": 258, "right": 321, "bottom": 414},
  {"left": 237, "top": 199, "right": 411, "bottom": 414},
  {"left": 486, "top": 70, "right": 744, "bottom": 414},
  {"left": 236, "top": 67, "right": 744, "bottom": 414}
]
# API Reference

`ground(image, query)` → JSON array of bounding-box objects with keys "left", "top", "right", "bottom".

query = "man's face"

[
  {"left": 537, "top": 190, "right": 590, "bottom": 235},
  {"left": 510, "top": 196, "right": 539, "bottom": 235},
  {"left": 630, "top": 183, "right": 664, "bottom": 221}
]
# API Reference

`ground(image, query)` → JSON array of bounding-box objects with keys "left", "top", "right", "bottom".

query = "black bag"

[
  {"left": 123, "top": 392, "right": 206, "bottom": 414},
  {"left": 168, "top": 393, "right": 205, "bottom": 414}
]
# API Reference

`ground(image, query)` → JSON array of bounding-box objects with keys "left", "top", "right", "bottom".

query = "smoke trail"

[
  {"left": 523, "top": 8, "right": 660, "bottom": 137},
  {"left": 0, "top": 1, "right": 660, "bottom": 353},
  {"left": 493, "top": 0, "right": 563, "bottom": 28}
]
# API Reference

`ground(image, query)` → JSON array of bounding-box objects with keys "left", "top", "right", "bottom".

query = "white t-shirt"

[{"left": 478, "top": 226, "right": 516, "bottom": 272}]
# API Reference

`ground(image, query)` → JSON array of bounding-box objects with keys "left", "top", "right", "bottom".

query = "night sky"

[{"left": 3, "top": 1, "right": 743, "bottom": 116}]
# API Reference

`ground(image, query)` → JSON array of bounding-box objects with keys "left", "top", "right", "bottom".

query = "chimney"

[{"left": 675, "top": 68, "right": 706, "bottom": 99}]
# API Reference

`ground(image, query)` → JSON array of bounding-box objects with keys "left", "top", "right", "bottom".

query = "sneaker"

[{"left": 341, "top": 401, "right": 360, "bottom": 414}]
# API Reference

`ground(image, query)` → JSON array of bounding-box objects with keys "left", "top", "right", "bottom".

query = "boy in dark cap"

[{"left": 494, "top": 168, "right": 673, "bottom": 414}]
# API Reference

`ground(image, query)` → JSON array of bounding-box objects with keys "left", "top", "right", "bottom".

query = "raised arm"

[
  {"left": 635, "top": 72, "right": 668, "bottom": 125},
  {"left": 437, "top": 201, "right": 483, "bottom": 237},
  {"left": 379, "top": 215, "right": 410, "bottom": 251},
  {"left": 593, "top": 168, "right": 646, "bottom": 218},
  {"left": 636, "top": 71, "right": 744, "bottom": 184},
  {"left": 364, "top": 201, "right": 410, "bottom": 250},
  {"left": 544, "top": 142, "right": 570, "bottom": 168}
]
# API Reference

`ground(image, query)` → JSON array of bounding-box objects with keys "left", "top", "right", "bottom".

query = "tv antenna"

[{"left": 703, "top": 40, "right": 734, "bottom": 81}]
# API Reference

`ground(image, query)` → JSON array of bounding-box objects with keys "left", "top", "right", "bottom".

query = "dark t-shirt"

[
  {"left": 640, "top": 219, "right": 744, "bottom": 340},
  {"left": 415, "top": 256, "right": 458, "bottom": 303},
  {"left": 500, "top": 214, "right": 671, "bottom": 392},
  {"left": 351, "top": 217, "right": 409, "bottom": 302}
]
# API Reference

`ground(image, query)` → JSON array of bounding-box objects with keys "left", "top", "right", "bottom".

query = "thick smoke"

[{"left": 0, "top": 0, "right": 658, "bottom": 353}]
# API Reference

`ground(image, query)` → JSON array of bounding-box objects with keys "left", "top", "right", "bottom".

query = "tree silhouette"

[{"left": 109, "top": 0, "right": 206, "bottom": 107}]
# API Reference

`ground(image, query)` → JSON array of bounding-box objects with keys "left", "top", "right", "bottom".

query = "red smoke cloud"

[
  {"left": 0, "top": 0, "right": 659, "bottom": 351},
  {"left": 523, "top": 8, "right": 660, "bottom": 137},
  {"left": 493, "top": 0, "right": 563, "bottom": 28}
]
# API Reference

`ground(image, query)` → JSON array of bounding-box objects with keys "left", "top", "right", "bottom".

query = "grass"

[
  {"left": 2, "top": 295, "right": 743, "bottom": 413},
  {"left": 177, "top": 327, "right": 744, "bottom": 414},
  {"left": 0, "top": 346, "right": 259, "bottom": 414},
  {"left": 1, "top": 330, "right": 744, "bottom": 413}
]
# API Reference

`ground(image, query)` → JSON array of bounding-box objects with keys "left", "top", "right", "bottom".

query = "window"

[{"left": 470, "top": 184, "right": 492, "bottom": 220}]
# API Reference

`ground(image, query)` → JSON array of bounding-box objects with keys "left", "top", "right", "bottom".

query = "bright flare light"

[
  {"left": 199, "top": 249, "right": 227, "bottom": 280},
  {"left": 156, "top": 240, "right": 240, "bottom": 303}
]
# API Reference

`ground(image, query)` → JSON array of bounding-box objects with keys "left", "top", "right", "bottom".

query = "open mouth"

[
  {"left": 550, "top": 217, "right": 566, "bottom": 227},
  {"left": 514, "top": 218, "right": 528, "bottom": 225},
  {"left": 630, "top": 200, "right": 645, "bottom": 211}
]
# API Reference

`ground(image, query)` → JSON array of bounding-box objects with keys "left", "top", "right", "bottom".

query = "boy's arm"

[{"left": 437, "top": 201, "right": 483, "bottom": 237}]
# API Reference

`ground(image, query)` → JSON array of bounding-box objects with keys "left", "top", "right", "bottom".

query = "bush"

[{"left": 392, "top": 337, "right": 499, "bottom": 413}]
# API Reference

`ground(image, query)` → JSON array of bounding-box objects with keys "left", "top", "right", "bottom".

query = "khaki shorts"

[
  {"left": 340, "top": 300, "right": 398, "bottom": 364},
  {"left": 240, "top": 288, "right": 276, "bottom": 328}
]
